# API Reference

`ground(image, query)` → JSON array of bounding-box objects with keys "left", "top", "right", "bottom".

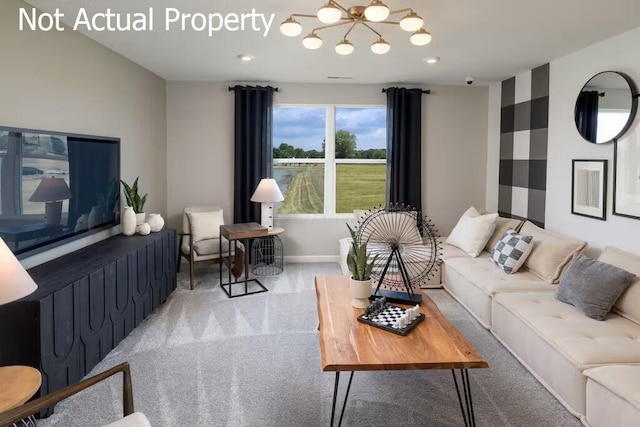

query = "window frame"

[{"left": 273, "top": 103, "right": 386, "bottom": 218}]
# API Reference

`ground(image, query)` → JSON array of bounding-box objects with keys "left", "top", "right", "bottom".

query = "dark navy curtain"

[
  {"left": 575, "top": 90, "right": 599, "bottom": 143},
  {"left": 385, "top": 87, "right": 424, "bottom": 210},
  {"left": 232, "top": 85, "right": 275, "bottom": 224}
]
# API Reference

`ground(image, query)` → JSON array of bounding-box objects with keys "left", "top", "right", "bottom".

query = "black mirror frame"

[{"left": 574, "top": 71, "right": 639, "bottom": 144}]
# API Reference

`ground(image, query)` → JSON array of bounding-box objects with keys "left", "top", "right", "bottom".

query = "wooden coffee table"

[{"left": 315, "top": 275, "right": 488, "bottom": 427}]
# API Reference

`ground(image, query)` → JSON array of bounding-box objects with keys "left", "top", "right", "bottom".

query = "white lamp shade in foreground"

[
  {"left": 280, "top": 18, "right": 302, "bottom": 37},
  {"left": 364, "top": 0, "right": 390, "bottom": 22},
  {"left": 399, "top": 12, "right": 423, "bottom": 32},
  {"left": 371, "top": 38, "right": 390, "bottom": 54},
  {"left": 317, "top": 3, "right": 342, "bottom": 24},
  {"left": 0, "top": 238, "right": 38, "bottom": 305},
  {"left": 250, "top": 178, "right": 284, "bottom": 203},
  {"left": 335, "top": 40, "right": 355, "bottom": 55},
  {"left": 303, "top": 33, "right": 323, "bottom": 50},
  {"left": 410, "top": 29, "right": 432, "bottom": 46}
]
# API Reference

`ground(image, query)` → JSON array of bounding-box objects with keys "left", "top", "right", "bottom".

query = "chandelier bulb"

[
  {"left": 371, "top": 38, "right": 391, "bottom": 55},
  {"left": 399, "top": 11, "right": 424, "bottom": 32},
  {"left": 317, "top": 2, "right": 342, "bottom": 24},
  {"left": 280, "top": 17, "right": 302, "bottom": 37},
  {"left": 410, "top": 29, "right": 432, "bottom": 46},
  {"left": 302, "top": 33, "right": 323, "bottom": 50},
  {"left": 335, "top": 39, "right": 355, "bottom": 55},
  {"left": 364, "top": 0, "right": 390, "bottom": 22}
]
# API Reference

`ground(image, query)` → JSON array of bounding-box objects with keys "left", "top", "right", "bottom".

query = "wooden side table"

[
  {"left": 219, "top": 223, "right": 270, "bottom": 298},
  {"left": 0, "top": 365, "right": 42, "bottom": 425}
]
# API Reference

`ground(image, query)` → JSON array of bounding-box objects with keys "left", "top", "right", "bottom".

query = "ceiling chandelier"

[{"left": 279, "top": 1, "right": 432, "bottom": 55}]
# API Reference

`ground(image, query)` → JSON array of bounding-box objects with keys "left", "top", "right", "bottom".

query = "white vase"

[
  {"left": 136, "top": 222, "right": 151, "bottom": 236},
  {"left": 88, "top": 206, "right": 102, "bottom": 229},
  {"left": 350, "top": 278, "right": 373, "bottom": 308},
  {"left": 135, "top": 212, "right": 146, "bottom": 226},
  {"left": 122, "top": 207, "right": 136, "bottom": 236},
  {"left": 147, "top": 213, "right": 165, "bottom": 232}
]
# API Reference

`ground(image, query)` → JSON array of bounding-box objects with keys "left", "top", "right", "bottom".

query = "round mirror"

[{"left": 574, "top": 71, "right": 638, "bottom": 144}]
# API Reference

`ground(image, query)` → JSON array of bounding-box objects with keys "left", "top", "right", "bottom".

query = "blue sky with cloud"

[{"left": 273, "top": 107, "right": 386, "bottom": 151}]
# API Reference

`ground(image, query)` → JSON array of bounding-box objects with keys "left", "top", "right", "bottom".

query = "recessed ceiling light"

[
  {"left": 424, "top": 57, "right": 439, "bottom": 64},
  {"left": 238, "top": 54, "right": 254, "bottom": 62}
]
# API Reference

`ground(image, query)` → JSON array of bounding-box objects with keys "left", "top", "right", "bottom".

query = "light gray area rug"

[{"left": 39, "top": 263, "right": 581, "bottom": 427}]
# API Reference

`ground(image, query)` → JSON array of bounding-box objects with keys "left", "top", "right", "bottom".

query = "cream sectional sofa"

[{"left": 441, "top": 219, "right": 640, "bottom": 426}]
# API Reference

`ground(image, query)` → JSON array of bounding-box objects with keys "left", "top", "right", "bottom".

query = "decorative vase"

[
  {"left": 136, "top": 222, "right": 151, "bottom": 236},
  {"left": 122, "top": 207, "right": 136, "bottom": 236},
  {"left": 135, "top": 212, "right": 146, "bottom": 226},
  {"left": 147, "top": 213, "right": 165, "bottom": 232},
  {"left": 350, "top": 278, "right": 373, "bottom": 308},
  {"left": 74, "top": 214, "right": 89, "bottom": 233},
  {"left": 88, "top": 206, "right": 102, "bottom": 229}
]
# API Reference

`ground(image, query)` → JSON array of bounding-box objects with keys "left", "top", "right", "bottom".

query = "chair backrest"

[{"left": 183, "top": 206, "right": 222, "bottom": 234}]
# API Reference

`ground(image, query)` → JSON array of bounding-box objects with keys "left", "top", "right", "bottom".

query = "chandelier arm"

[
  {"left": 373, "top": 21, "right": 401, "bottom": 25},
  {"left": 290, "top": 13, "right": 321, "bottom": 19},
  {"left": 387, "top": 8, "right": 413, "bottom": 16},
  {"left": 311, "top": 20, "right": 353, "bottom": 33},
  {"left": 360, "top": 22, "right": 382, "bottom": 38},
  {"left": 343, "top": 22, "right": 358, "bottom": 39},
  {"left": 330, "top": 1, "right": 350, "bottom": 14}
]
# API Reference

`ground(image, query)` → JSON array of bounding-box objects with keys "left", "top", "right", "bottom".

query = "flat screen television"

[{"left": 0, "top": 126, "right": 120, "bottom": 258}]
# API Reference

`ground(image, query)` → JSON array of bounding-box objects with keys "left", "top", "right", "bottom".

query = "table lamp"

[
  {"left": 250, "top": 178, "right": 284, "bottom": 230},
  {"left": 0, "top": 237, "right": 40, "bottom": 420},
  {"left": 29, "top": 177, "right": 72, "bottom": 225}
]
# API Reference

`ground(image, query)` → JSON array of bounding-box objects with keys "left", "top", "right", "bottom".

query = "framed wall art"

[
  {"left": 614, "top": 139, "right": 640, "bottom": 220},
  {"left": 572, "top": 159, "right": 607, "bottom": 220}
]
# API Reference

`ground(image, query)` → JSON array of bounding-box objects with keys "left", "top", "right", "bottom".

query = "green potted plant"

[
  {"left": 346, "top": 224, "right": 378, "bottom": 308},
  {"left": 121, "top": 177, "right": 148, "bottom": 226}
]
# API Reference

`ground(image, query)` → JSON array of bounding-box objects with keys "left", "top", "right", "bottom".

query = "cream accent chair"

[
  {"left": 178, "top": 206, "right": 243, "bottom": 290},
  {"left": 0, "top": 362, "right": 150, "bottom": 427}
]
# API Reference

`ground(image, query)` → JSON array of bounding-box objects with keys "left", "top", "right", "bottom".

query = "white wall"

[
  {"left": 0, "top": 0, "right": 167, "bottom": 267},
  {"left": 546, "top": 26, "right": 640, "bottom": 255},
  {"left": 167, "top": 82, "right": 489, "bottom": 259}
]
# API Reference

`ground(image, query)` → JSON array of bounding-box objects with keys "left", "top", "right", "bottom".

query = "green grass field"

[{"left": 277, "top": 164, "right": 386, "bottom": 214}]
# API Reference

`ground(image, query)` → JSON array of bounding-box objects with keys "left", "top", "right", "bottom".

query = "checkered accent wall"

[{"left": 498, "top": 63, "right": 550, "bottom": 228}]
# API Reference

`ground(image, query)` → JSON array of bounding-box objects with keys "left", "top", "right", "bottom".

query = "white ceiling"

[{"left": 25, "top": 0, "right": 640, "bottom": 85}]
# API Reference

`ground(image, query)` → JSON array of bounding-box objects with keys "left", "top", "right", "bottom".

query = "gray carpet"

[{"left": 38, "top": 263, "right": 581, "bottom": 427}]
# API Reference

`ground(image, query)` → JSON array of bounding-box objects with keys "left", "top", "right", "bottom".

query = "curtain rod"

[
  {"left": 382, "top": 88, "right": 430, "bottom": 94},
  {"left": 228, "top": 85, "right": 279, "bottom": 92}
]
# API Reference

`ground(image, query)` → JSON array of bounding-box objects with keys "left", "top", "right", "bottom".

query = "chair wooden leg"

[{"left": 189, "top": 257, "right": 195, "bottom": 290}]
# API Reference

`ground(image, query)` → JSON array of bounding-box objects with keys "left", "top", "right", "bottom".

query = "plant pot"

[
  {"left": 350, "top": 278, "right": 373, "bottom": 308},
  {"left": 135, "top": 212, "right": 146, "bottom": 226},
  {"left": 122, "top": 207, "right": 136, "bottom": 236}
]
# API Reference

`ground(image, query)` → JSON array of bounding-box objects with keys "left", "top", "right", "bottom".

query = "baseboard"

[{"left": 284, "top": 255, "right": 340, "bottom": 263}]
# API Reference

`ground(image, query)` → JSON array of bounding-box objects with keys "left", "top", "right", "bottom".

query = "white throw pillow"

[
  {"left": 186, "top": 210, "right": 224, "bottom": 242},
  {"left": 446, "top": 207, "right": 498, "bottom": 257}
]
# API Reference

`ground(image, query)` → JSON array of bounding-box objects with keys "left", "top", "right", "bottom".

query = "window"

[
  {"left": 273, "top": 106, "right": 386, "bottom": 215},
  {"left": 596, "top": 110, "right": 631, "bottom": 142}
]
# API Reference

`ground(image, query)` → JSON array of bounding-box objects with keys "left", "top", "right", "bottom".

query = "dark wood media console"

[{"left": 0, "top": 230, "right": 177, "bottom": 416}]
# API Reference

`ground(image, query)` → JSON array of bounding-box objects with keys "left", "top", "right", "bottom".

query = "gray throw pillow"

[{"left": 556, "top": 253, "right": 635, "bottom": 321}]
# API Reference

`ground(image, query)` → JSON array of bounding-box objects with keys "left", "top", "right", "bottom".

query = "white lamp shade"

[
  {"left": 280, "top": 18, "right": 302, "bottom": 37},
  {"left": 317, "top": 3, "right": 342, "bottom": 24},
  {"left": 250, "top": 178, "right": 284, "bottom": 203},
  {"left": 364, "top": 0, "right": 390, "bottom": 22},
  {"left": 0, "top": 238, "right": 38, "bottom": 305},
  {"left": 410, "top": 29, "right": 432, "bottom": 46},
  {"left": 399, "top": 12, "right": 424, "bottom": 32},
  {"left": 371, "top": 38, "right": 390, "bottom": 54},
  {"left": 303, "top": 33, "right": 323, "bottom": 49},
  {"left": 335, "top": 40, "right": 355, "bottom": 55},
  {"left": 29, "top": 177, "right": 72, "bottom": 202}
]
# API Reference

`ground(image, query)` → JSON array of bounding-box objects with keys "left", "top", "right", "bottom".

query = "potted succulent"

[
  {"left": 346, "top": 224, "right": 378, "bottom": 308},
  {"left": 121, "top": 177, "right": 148, "bottom": 226}
]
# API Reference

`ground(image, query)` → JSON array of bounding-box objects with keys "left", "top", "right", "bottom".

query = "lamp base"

[
  {"left": 260, "top": 202, "right": 274, "bottom": 230},
  {"left": 44, "top": 201, "right": 63, "bottom": 225}
]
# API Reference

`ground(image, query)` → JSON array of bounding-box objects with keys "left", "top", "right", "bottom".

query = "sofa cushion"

[
  {"left": 493, "top": 292, "right": 640, "bottom": 369},
  {"left": 446, "top": 207, "right": 498, "bottom": 257},
  {"left": 556, "top": 253, "right": 635, "bottom": 321},
  {"left": 490, "top": 228, "right": 533, "bottom": 274},
  {"left": 584, "top": 365, "right": 640, "bottom": 412},
  {"left": 187, "top": 209, "right": 224, "bottom": 241},
  {"left": 519, "top": 222, "right": 587, "bottom": 283},
  {"left": 598, "top": 246, "right": 640, "bottom": 325},
  {"left": 444, "top": 256, "right": 554, "bottom": 296},
  {"left": 485, "top": 217, "right": 524, "bottom": 252},
  {"left": 440, "top": 240, "right": 473, "bottom": 260}
]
